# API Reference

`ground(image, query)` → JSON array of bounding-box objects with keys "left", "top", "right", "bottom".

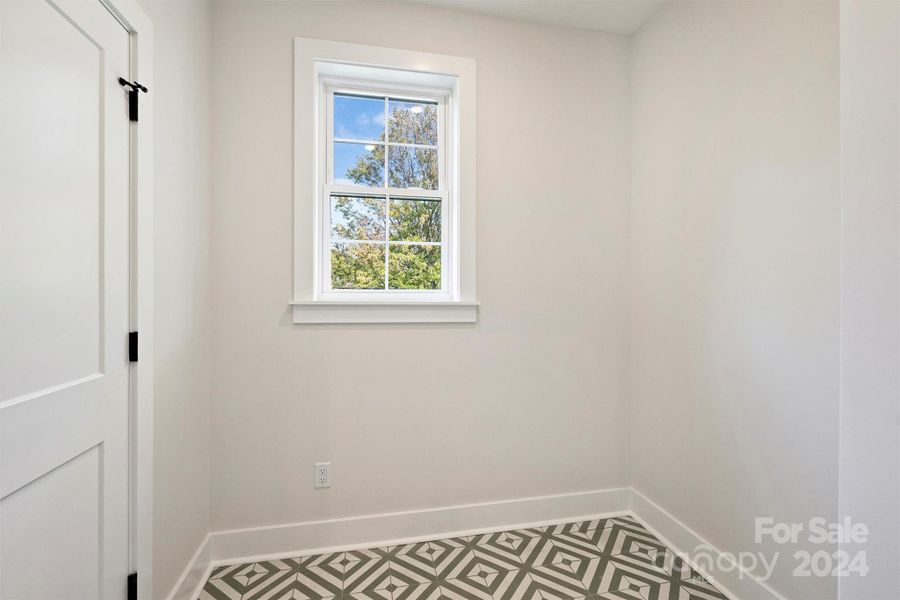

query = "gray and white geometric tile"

[{"left": 199, "top": 515, "right": 728, "bottom": 600}]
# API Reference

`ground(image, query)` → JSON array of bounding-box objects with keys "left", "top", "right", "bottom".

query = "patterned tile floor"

[{"left": 200, "top": 514, "right": 729, "bottom": 600}]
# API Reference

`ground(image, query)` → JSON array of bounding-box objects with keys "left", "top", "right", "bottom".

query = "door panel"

[
  {"left": 0, "top": 0, "right": 102, "bottom": 403},
  {"left": 0, "top": 0, "right": 132, "bottom": 597},
  {"left": 0, "top": 447, "right": 102, "bottom": 600}
]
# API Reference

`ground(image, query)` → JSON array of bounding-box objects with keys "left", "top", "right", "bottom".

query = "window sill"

[{"left": 290, "top": 301, "right": 479, "bottom": 324}]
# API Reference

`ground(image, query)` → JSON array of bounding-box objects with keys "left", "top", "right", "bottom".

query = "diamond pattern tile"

[{"left": 198, "top": 515, "right": 728, "bottom": 600}]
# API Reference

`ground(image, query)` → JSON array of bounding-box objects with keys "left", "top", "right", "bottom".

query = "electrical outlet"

[{"left": 315, "top": 462, "right": 331, "bottom": 489}]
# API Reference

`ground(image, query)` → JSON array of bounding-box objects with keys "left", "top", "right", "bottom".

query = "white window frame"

[
  {"left": 292, "top": 38, "right": 477, "bottom": 323},
  {"left": 321, "top": 83, "right": 450, "bottom": 300}
]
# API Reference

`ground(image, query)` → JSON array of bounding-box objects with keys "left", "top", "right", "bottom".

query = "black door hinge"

[
  {"left": 129, "top": 332, "right": 138, "bottom": 363},
  {"left": 118, "top": 78, "right": 148, "bottom": 122},
  {"left": 127, "top": 572, "right": 137, "bottom": 600}
]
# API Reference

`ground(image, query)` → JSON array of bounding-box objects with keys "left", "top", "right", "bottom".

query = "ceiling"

[{"left": 419, "top": 0, "right": 665, "bottom": 35}]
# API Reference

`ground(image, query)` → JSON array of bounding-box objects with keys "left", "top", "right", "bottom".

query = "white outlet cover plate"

[{"left": 315, "top": 462, "right": 331, "bottom": 488}]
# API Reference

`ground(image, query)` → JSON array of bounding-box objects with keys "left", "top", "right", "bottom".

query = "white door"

[{"left": 0, "top": 0, "right": 132, "bottom": 598}]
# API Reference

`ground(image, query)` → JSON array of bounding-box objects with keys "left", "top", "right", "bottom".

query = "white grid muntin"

[{"left": 319, "top": 79, "right": 453, "bottom": 300}]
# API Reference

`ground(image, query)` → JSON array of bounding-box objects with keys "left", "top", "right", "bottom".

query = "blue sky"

[
  {"left": 334, "top": 95, "right": 384, "bottom": 141},
  {"left": 333, "top": 142, "right": 381, "bottom": 186}
]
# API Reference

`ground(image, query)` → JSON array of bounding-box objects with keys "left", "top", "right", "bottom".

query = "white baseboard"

[
  {"left": 165, "top": 534, "right": 212, "bottom": 600},
  {"left": 631, "top": 489, "right": 784, "bottom": 600},
  {"left": 167, "top": 486, "right": 792, "bottom": 600},
  {"left": 208, "top": 487, "right": 632, "bottom": 565}
]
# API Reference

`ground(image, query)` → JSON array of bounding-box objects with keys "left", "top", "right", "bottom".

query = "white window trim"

[{"left": 292, "top": 37, "right": 477, "bottom": 324}]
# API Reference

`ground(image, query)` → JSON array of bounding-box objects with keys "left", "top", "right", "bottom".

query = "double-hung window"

[
  {"left": 325, "top": 89, "right": 447, "bottom": 296},
  {"left": 293, "top": 38, "right": 477, "bottom": 323}
]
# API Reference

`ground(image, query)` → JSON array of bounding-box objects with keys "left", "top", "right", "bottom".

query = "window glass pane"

[
  {"left": 389, "top": 198, "right": 441, "bottom": 242},
  {"left": 334, "top": 142, "right": 384, "bottom": 186},
  {"left": 388, "top": 146, "right": 438, "bottom": 190},
  {"left": 334, "top": 94, "right": 385, "bottom": 141},
  {"left": 388, "top": 245, "right": 441, "bottom": 290},
  {"left": 331, "top": 196, "right": 385, "bottom": 241},
  {"left": 331, "top": 243, "right": 385, "bottom": 289},
  {"left": 388, "top": 99, "right": 438, "bottom": 145}
]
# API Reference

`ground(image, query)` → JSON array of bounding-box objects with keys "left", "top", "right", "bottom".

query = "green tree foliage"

[
  {"left": 332, "top": 196, "right": 384, "bottom": 241},
  {"left": 331, "top": 104, "right": 442, "bottom": 290},
  {"left": 331, "top": 243, "right": 385, "bottom": 289},
  {"left": 388, "top": 245, "right": 440, "bottom": 290}
]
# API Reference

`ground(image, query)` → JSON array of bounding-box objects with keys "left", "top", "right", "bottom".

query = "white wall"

[
  {"left": 140, "top": 4, "right": 900, "bottom": 600},
  {"left": 209, "top": 1, "right": 631, "bottom": 531},
  {"left": 630, "top": 2, "right": 840, "bottom": 599},
  {"left": 139, "top": 1, "right": 213, "bottom": 597},
  {"left": 838, "top": 2, "right": 900, "bottom": 599}
]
